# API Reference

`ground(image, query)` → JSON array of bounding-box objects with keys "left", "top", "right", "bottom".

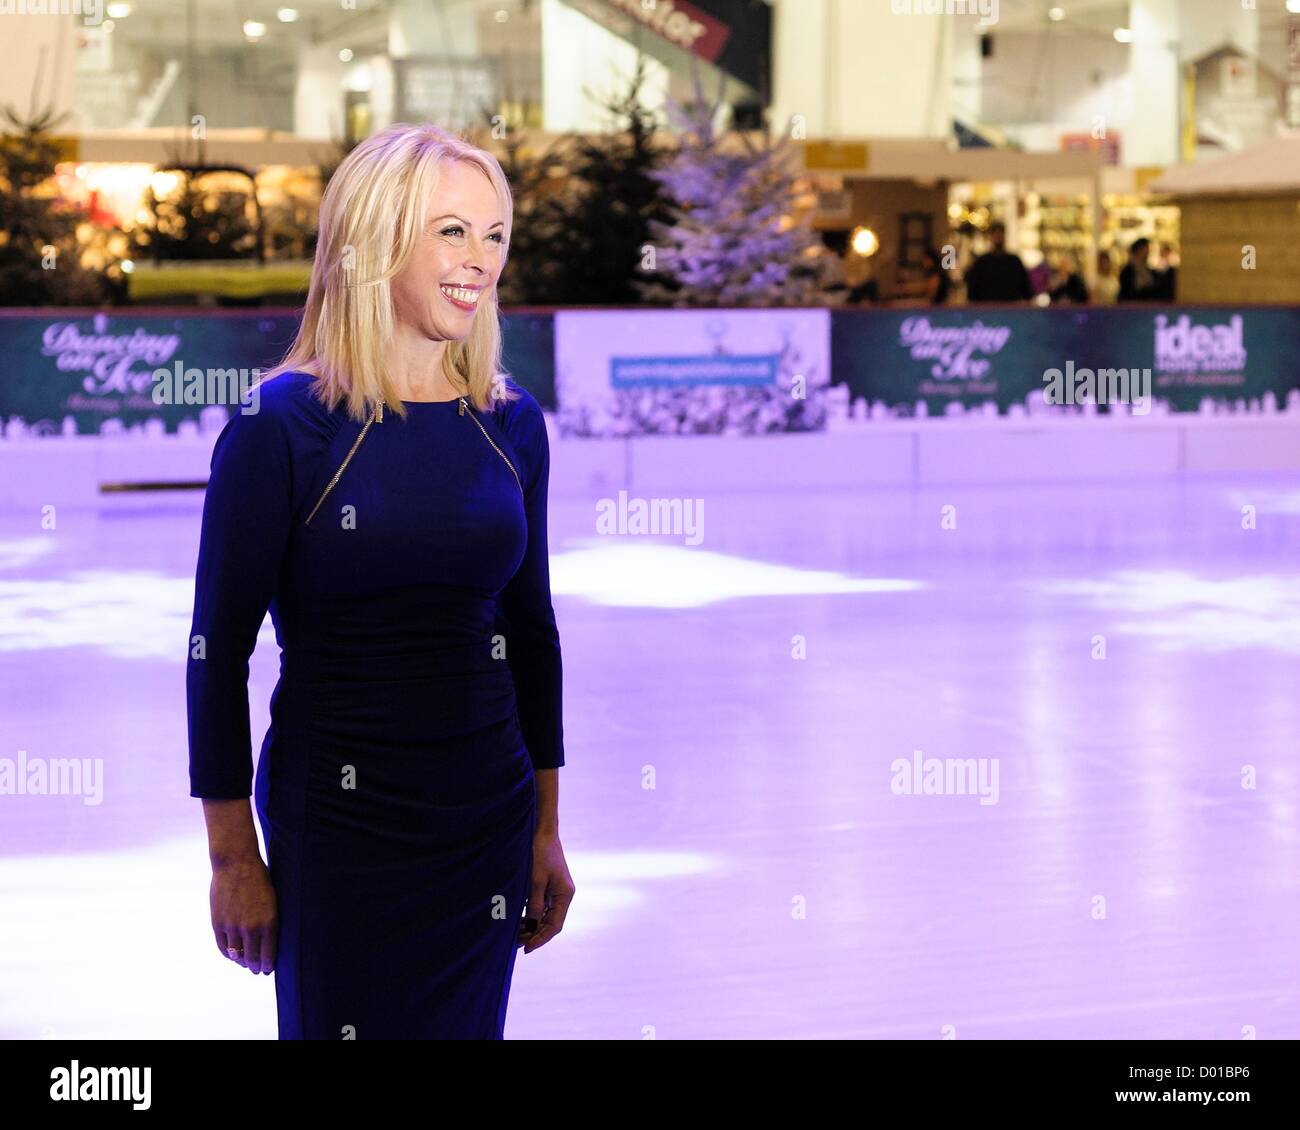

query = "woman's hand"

[
  {"left": 210, "top": 857, "right": 278, "bottom": 975},
  {"left": 520, "top": 830, "right": 574, "bottom": 953}
]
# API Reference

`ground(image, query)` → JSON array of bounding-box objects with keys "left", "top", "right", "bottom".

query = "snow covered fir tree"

[
  {"left": 636, "top": 69, "right": 839, "bottom": 309},
  {"left": 554, "top": 70, "right": 840, "bottom": 438}
]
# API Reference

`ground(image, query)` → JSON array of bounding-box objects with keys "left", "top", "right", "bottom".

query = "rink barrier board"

[
  {"left": 3, "top": 415, "right": 1300, "bottom": 513},
  {"left": 2, "top": 305, "right": 1298, "bottom": 437}
]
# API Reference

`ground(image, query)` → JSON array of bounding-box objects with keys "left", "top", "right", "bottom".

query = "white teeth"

[{"left": 441, "top": 285, "right": 479, "bottom": 305}]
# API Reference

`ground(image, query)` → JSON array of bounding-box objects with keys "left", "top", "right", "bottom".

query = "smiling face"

[{"left": 390, "top": 159, "right": 506, "bottom": 344}]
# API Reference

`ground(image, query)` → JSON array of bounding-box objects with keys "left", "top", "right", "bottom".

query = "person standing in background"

[
  {"left": 964, "top": 221, "right": 1033, "bottom": 302},
  {"left": 1048, "top": 252, "right": 1089, "bottom": 305},
  {"left": 1154, "top": 241, "right": 1179, "bottom": 300},
  {"left": 1093, "top": 250, "right": 1119, "bottom": 305},
  {"left": 1118, "top": 237, "right": 1161, "bottom": 301},
  {"left": 1027, "top": 256, "right": 1053, "bottom": 300}
]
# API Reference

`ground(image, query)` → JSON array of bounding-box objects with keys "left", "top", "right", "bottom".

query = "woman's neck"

[{"left": 390, "top": 330, "right": 461, "bottom": 401}]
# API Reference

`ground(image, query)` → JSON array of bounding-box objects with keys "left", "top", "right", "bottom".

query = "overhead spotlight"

[
  {"left": 1048, "top": 6, "right": 1064, "bottom": 20},
  {"left": 1288, "top": 0, "right": 1300, "bottom": 12},
  {"left": 243, "top": 20, "right": 267, "bottom": 40},
  {"left": 494, "top": 8, "right": 510, "bottom": 20},
  {"left": 1113, "top": 27, "right": 1133, "bottom": 43},
  {"left": 106, "top": 2, "right": 132, "bottom": 17},
  {"left": 277, "top": 8, "right": 300, "bottom": 21}
]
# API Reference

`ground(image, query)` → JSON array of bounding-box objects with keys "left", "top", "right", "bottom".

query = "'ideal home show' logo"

[{"left": 1154, "top": 313, "right": 1247, "bottom": 376}]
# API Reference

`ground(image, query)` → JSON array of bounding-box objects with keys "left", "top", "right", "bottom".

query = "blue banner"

[
  {"left": 1, "top": 306, "right": 1296, "bottom": 434},
  {"left": 831, "top": 306, "right": 1300, "bottom": 415},
  {"left": 0, "top": 309, "right": 557, "bottom": 435}
]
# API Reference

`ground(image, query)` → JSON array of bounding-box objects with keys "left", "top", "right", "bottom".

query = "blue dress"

[{"left": 186, "top": 370, "right": 564, "bottom": 1039}]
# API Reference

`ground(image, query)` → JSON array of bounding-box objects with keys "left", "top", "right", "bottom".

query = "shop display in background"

[
  {"left": 257, "top": 165, "right": 324, "bottom": 260},
  {"left": 1021, "top": 192, "right": 1092, "bottom": 266},
  {"left": 1101, "top": 192, "right": 1180, "bottom": 259},
  {"left": 48, "top": 158, "right": 323, "bottom": 303},
  {"left": 948, "top": 180, "right": 1182, "bottom": 305},
  {"left": 947, "top": 188, "right": 1015, "bottom": 301},
  {"left": 1019, "top": 191, "right": 1093, "bottom": 300},
  {"left": 131, "top": 166, "right": 263, "bottom": 263},
  {"left": 122, "top": 164, "right": 313, "bottom": 304}
]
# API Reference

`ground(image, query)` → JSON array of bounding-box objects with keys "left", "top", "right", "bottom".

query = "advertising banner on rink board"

[
  {"left": 554, "top": 308, "right": 832, "bottom": 436},
  {"left": 832, "top": 306, "right": 1300, "bottom": 416},
  {"left": 0, "top": 310, "right": 556, "bottom": 436}
]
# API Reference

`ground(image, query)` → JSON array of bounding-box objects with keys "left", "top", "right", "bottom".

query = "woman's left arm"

[
  {"left": 494, "top": 389, "right": 574, "bottom": 951},
  {"left": 495, "top": 390, "right": 565, "bottom": 777}
]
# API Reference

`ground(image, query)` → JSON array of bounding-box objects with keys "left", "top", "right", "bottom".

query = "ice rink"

[{"left": 1, "top": 472, "right": 1298, "bottom": 1039}]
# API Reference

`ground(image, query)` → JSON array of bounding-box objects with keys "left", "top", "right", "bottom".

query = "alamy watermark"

[
  {"left": 596, "top": 490, "right": 704, "bottom": 545},
  {"left": 0, "top": 0, "right": 105, "bottom": 25},
  {"left": 890, "top": 0, "right": 998, "bottom": 27},
  {"left": 152, "top": 364, "right": 261, "bottom": 414},
  {"left": 1041, "top": 362, "right": 1152, "bottom": 414},
  {"left": 2, "top": 750, "right": 104, "bottom": 806},
  {"left": 891, "top": 749, "right": 1000, "bottom": 806},
  {"left": 50, "top": 1061, "right": 150, "bottom": 1109}
]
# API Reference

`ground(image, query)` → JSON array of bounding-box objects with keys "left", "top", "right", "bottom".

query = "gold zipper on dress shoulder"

[
  {"left": 305, "top": 401, "right": 381, "bottom": 525},
  {"left": 459, "top": 396, "right": 523, "bottom": 496}
]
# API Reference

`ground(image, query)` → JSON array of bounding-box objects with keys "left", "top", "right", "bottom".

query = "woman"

[{"left": 187, "top": 122, "right": 574, "bottom": 1039}]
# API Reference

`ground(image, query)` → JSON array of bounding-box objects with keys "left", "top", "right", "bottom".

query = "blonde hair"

[{"left": 264, "top": 122, "right": 517, "bottom": 420}]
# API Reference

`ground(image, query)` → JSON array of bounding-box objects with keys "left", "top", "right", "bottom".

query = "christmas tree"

[
  {"left": 552, "top": 55, "right": 675, "bottom": 305},
  {"left": 555, "top": 67, "right": 836, "bottom": 437},
  {"left": 487, "top": 125, "right": 573, "bottom": 307},
  {"left": 636, "top": 67, "right": 839, "bottom": 307},
  {"left": 490, "top": 56, "right": 673, "bottom": 307},
  {"left": 0, "top": 91, "right": 111, "bottom": 306}
]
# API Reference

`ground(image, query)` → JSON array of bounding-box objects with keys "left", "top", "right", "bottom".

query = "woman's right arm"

[{"left": 187, "top": 393, "right": 293, "bottom": 974}]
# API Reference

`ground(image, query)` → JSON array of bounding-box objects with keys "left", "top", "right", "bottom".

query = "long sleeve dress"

[{"left": 186, "top": 369, "right": 564, "bottom": 1040}]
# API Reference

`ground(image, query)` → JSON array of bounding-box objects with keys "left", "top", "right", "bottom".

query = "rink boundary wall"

[{"left": 2, "top": 413, "right": 1299, "bottom": 512}]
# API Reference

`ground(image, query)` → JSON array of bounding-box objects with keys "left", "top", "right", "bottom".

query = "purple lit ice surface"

[{"left": 1, "top": 473, "right": 1298, "bottom": 1039}]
